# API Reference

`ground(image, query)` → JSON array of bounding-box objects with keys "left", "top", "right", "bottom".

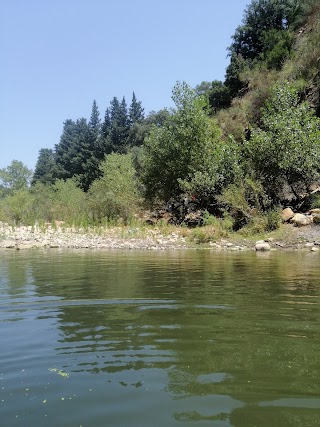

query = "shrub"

[
  {"left": 88, "top": 153, "right": 141, "bottom": 223},
  {"left": 0, "top": 189, "right": 34, "bottom": 224}
]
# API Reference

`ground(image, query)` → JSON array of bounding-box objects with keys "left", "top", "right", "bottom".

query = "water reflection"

[{"left": 1, "top": 249, "right": 320, "bottom": 426}]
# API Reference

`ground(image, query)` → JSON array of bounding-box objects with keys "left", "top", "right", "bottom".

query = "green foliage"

[
  {"left": 310, "top": 194, "right": 320, "bottom": 209},
  {"left": 229, "top": 0, "right": 298, "bottom": 61},
  {"left": 259, "top": 29, "right": 294, "bottom": 69},
  {"left": 88, "top": 153, "right": 140, "bottom": 223},
  {"left": 0, "top": 188, "right": 34, "bottom": 224},
  {"left": 32, "top": 148, "right": 57, "bottom": 185},
  {"left": 129, "top": 92, "right": 145, "bottom": 125},
  {"left": 178, "top": 136, "right": 242, "bottom": 206},
  {"left": 0, "top": 160, "right": 32, "bottom": 197},
  {"left": 208, "top": 80, "right": 231, "bottom": 112},
  {"left": 142, "top": 82, "right": 222, "bottom": 202},
  {"left": 50, "top": 179, "right": 88, "bottom": 224},
  {"left": 245, "top": 83, "right": 320, "bottom": 200},
  {"left": 265, "top": 209, "right": 281, "bottom": 231},
  {"left": 225, "top": 0, "right": 299, "bottom": 98},
  {"left": 217, "top": 177, "right": 268, "bottom": 228},
  {"left": 203, "top": 210, "right": 234, "bottom": 231}
]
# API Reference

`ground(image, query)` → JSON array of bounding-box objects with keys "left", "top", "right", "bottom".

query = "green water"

[{"left": 0, "top": 249, "right": 320, "bottom": 426}]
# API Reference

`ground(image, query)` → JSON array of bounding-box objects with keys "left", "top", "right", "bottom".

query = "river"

[{"left": 0, "top": 249, "right": 320, "bottom": 426}]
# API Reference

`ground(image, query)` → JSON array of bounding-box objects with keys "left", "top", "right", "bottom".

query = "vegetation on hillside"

[{"left": 1, "top": 0, "right": 320, "bottom": 236}]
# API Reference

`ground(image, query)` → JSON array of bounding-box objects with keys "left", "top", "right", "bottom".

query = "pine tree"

[
  {"left": 55, "top": 119, "right": 79, "bottom": 179},
  {"left": 129, "top": 92, "right": 144, "bottom": 125},
  {"left": 32, "top": 148, "right": 57, "bottom": 185},
  {"left": 88, "top": 100, "right": 101, "bottom": 141},
  {"left": 108, "top": 96, "right": 130, "bottom": 153}
]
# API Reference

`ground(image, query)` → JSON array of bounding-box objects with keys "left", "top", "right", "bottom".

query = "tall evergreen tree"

[
  {"left": 32, "top": 148, "right": 57, "bottom": 185},
  {"left": 101, "top": 108, "right": 111, "bottom": 141},
  {"left": 108, "top": 96, "right": 130, "bottom": 153},
  {"left": 88, "top": 100, "right": 101, "bottom": 141},
  {"left": 55, "top": 119, "right": 79, "bottom": 179},
  {"left": 129, "top": 92, "right": 145, "bottom": 125}
]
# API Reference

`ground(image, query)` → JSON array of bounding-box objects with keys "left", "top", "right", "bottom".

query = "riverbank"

[{"left": 1, "top": 221, "right": 320, "bottom": 252}]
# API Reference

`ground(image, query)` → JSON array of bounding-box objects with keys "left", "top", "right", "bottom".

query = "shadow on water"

[{"left": 1, "top": 249, "right": 320, "bottom": 426}]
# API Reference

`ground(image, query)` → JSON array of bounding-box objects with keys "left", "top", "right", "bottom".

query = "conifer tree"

[
  {"left": 108, "top": 96, "right": 130, "bottom": 153},
  {"left": 55, "top": 119, "right": 79, "bottom": 179},
  {"left": 32, "top": 148, "right": 57, "bottom": 185},
  {"left": 129, "top": 92, "right": 145, "bottom": 125}
]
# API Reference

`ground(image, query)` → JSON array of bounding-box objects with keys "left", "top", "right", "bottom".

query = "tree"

[
  {"left": 55, "top": 119, "right": 79, "bottom": 179},
  {"left": 108, "top": 96, "right": 130, "bottom": 153},
  {"left": 229, "top": 0, "right": 298, "bottom": 61},
  {"left": 245, "top": 83, "right": 320, "bottom": 201},
  {"left": 208, "top": 80, "right": 232, "bottom": 112},
  {"left": 32, "top": 148, "right": 57, "bottom": 185},
  {"left": 88, "top": 153, "right": 140, "bottom": 222},
  {"left": 0, "top": 160, "right": 33, "bottom": 196},
  {"left": 88, "top": 100, "right": 101, "bottom": 143},
  {"left": 225, "top": 0, "right": 299, "bottom": 97},
  {"left": 82, "top": 100, "right": 102, "bottom": 189},
  {"left": 141, "top": 82, "right": 223, "bottom": 202},
  {"left": 129, "top": 92, "right": 144, "bottom": 125}
]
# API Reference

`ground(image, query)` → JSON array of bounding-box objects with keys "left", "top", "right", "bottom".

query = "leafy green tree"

[
  {"left": 208, "top": 80, "right": 232, "bottom": 112},
  {"left": 224, "top": 53, "right": 249, "bottom": 99},
  {"left": 259, "top": 28, "right": 294, "bottom": 69},
  {"left": 0, "top": 188, "right": 34, "bottom": 224},
  {"left": 88, "top": 153, "right": 140, "bottom": 223},
  {"left": 245, "top": 83, "right": 320, "bottom": 201},
  {"left": 0, "top": 160, "right": 33, "bottom": 197},
  {"left": 195, "top": 81, "right": 212, "bottom": 97},
  {"left": 141, "top": 82, "right": 223, "bottom": 202},
  {"left": 225, "top": 0, "right": 299, "bottom": 98},
  {"left": 229, "top": 0, "right": 298, "bottom": 61},
  {"left": 32, "top": 148, "right": 57, "bottom": 185}
]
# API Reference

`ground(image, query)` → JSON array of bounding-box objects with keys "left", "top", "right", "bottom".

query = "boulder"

[
  {"left": 309, "top": 208, "right": 320, "bottom": 215},
  {"left": 311, "top": 214, "right": 320, "bottom": 224},
  {"left": 255, "top": 240, "right": 271, "bottom": 251},
  {"left": 291, "top": 213, "right": 313, "bottom": 226},
  {"left": 281, "top": 207, "right": 295, "bottom": 222}
]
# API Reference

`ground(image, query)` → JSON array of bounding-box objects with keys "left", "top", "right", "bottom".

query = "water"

[{"left": 0, "top": 249, "right": 320, "bottom": 426}]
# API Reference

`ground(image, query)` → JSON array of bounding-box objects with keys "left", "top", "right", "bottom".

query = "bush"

[
  {"left": 0, "top": 189, "right": 34, "bottom": 224},
  {"left": 216, "top": 177, "right": 269, "bottom": 229},
  {"left": 88, "top": 153, "right": 141, "bottom": 223},
  {"left": 245, "top": 83, "right": 320, "bottom": 201},
  {"left": 266, "top": 209, "right": 281, "bottom": 231}
]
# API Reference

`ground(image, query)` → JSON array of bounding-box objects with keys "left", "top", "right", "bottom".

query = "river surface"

[{"left": 0, "top": 249, "right": 320, "bottom": 426}]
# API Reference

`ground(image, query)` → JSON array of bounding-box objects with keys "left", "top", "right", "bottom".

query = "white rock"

[{"left": 255, "top": 240, "right": 271, "bottom": 251}]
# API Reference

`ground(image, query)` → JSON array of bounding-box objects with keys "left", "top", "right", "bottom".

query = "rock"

[
  {"left": 265, "top": 237, "right": 274, "bottom": 243},
  {"left": 311, "top": 214, "right": 320, "bottom": 224},
  {"left": 305, "top": 242, "right": 314, "bottom": 247},
  {"left": 0, "top": 240, "right": 16, "bottom": 249},
  {"left": 309, "top": 208, "right": 320, "bottom": 215},
  {"left": 311, "top": 246, "right": 319, "bottom": 252},
  {"left": 255, "top": 240, "right": 271, "bottom": 251},
  {"left": 16, "top": 243, "right": 34, "bottom": 250},
  {"left": 281, "top": 207, "right": 295, "bottom": 222},
  {"left": 291, "top": 213, "right": 313, "bottom": 226}
]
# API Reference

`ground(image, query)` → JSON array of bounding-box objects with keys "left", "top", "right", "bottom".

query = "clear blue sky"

[{"left": 1, "top": 0, "right": 248, "bottom": 170}]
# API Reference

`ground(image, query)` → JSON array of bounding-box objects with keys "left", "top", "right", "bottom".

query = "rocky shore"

[
  {"left": 0, "top": 222, "right": 189, "bottom": 251},
  {"left": 0, "top": 220, "right": 320, "bottom": 252}
]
